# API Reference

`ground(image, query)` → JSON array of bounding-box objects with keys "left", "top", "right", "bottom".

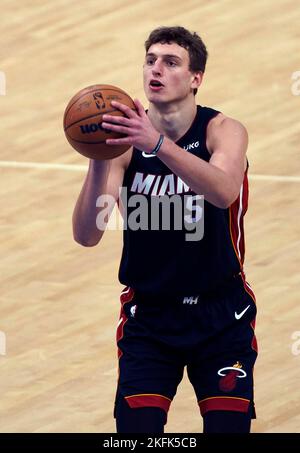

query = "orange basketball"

[{"left": 63, "top": 84, "right": 135, "bottom": 160}]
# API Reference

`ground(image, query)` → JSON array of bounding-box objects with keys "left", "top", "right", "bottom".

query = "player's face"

[{"left": 143, "top": 42, "right": 201, "bottom": 105}]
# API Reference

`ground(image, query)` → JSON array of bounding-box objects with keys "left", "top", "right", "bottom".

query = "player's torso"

[{"left": 118, "top": 105, "right": 247, "bottom": 297}]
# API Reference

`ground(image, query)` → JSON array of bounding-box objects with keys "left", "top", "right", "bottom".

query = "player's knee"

[
  {"left": 115, "top": 396, "right": 166, "bottom": 433},
  {"left": 203, "top": 410, "right": 252, "bottom": 433}
]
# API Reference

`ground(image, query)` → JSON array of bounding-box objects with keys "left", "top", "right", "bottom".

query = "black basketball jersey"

[{"left": 118, "top": 105, "right": 248, "bottom": 297}]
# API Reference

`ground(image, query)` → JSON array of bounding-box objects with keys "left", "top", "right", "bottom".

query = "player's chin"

[{"left": 146, "top": 91, "right": 169, "bottom": 104}]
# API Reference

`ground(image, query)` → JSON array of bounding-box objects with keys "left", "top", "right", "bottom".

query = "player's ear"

[{"left": 191, "top": 71, "right": 203, "bottom": 91}]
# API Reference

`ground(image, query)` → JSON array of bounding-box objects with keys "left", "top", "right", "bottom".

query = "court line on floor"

[
  {"left": 249, "top": 174, "right": 300, "bottom": 182},
  {"left": 0, "top": 161, "right": 88, "bottom": 172},
  {"left": 0, "top": 160, "right": 299, "bottom": 182}
]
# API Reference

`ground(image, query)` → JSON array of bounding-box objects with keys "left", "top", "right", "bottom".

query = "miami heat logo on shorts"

[{"left": 217, "top": 361, "right": 247, "bottom": 392}]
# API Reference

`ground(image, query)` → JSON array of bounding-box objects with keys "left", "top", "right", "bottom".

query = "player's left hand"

[{"left": 102, "top": 99, "right": 161, "bottom": 153}]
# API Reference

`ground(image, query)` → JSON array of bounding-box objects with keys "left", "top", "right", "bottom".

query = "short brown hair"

[{"left": 145, "top": 26, "right": 208, "bottom": 73}]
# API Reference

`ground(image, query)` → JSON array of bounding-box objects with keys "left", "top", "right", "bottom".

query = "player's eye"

[
  {"left": 146, "top": 58, "right": 155, "bottom": 65},
  {"left": 167, "top": 61, "right": 177, "bottom": 67}
]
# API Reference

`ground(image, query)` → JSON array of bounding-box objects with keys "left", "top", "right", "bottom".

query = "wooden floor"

[{"left": 0, "top": 0, "right": 300, "bottom": 433}]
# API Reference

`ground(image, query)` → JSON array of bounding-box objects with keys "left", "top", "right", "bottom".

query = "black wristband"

[{"left": 147, "top": 134, "right": 164, "bottom": 155}]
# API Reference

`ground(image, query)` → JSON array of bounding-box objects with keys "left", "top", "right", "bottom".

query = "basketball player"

[{"left": 72, "top": 26, "right": 258, "bottom": 433}]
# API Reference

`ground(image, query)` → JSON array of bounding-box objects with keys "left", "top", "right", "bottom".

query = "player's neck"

[{"left": 147, "top": 98, "right": 197, "bottom": 142}]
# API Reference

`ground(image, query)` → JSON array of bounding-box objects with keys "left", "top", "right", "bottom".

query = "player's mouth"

[{"left": 149, "top": 79, "right": 164, "bottom": 91}]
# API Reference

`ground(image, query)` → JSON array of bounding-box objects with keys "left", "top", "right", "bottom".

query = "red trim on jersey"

[
  {"left": 229, "top": 172, "right": 249, "bottom": 267},
  {"left": 120, "top": 286, "right": 135, "bottom": 305},
  {"left": 239, "top": 271, "right": 256, "bottom": 303},
  {"left": 238, "top": 273, "right": 258, "bottom": 353},
  {"left": 251, "top": 332, "right": 258, "bottom": 352},
  {"left": 117, "top": 287, "right": 135, "bottom": 359},
  {"left": 125, "top": 394, "right": 172, "bottom": 413},
  {"left": 199, "top": 396, "right": 250, "bottom": 415}
]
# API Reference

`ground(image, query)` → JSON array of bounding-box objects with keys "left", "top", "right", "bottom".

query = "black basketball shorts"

[{"left": 114, "top": 274, "right": 258, "bottom": 421}]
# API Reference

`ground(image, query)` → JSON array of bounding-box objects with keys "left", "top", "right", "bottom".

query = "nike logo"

[
  {"left": 142, "top": 152, "right": 156, "bottom": 158},
  {"left": 235, "top": 305, "right": 251, "bottom": 320}
]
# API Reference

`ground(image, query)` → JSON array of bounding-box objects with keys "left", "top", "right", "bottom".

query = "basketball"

[{"left": 63, "top": 84, "right": 136, "bottom": 160}]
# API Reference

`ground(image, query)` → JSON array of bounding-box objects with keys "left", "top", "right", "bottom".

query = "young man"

[{"left": 73, "top": 26, "right": 258, "bottom": 433}]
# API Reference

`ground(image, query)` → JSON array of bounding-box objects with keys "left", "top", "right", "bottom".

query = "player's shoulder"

[
  {"left": 207, "top": 112, "right": 248, "bottom": 137},
  {"left": 206, "top": 111, "right": 248, "bottom": 155},
  {"left": 206, "top": 112, "right": 248, "bottom": 150}
]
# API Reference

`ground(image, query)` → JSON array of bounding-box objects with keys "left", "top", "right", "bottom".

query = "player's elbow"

[
  {"left": 212, "top": 197, "right": 231, "bottom": 209},
  {"left": 217, "top": 198, "right": 233, "bottom": 209},
  {"left": 73, "top": 236, "right": 99, "bottom": 247},
  {"left": 210, "top": 183, "right": 239, "bottom": 209},
  {"left": 217, "top": 188, "right": 240, "bottom": 209},
  {"left": 73, "top": 230, "right": 102, "bottom": 247}
]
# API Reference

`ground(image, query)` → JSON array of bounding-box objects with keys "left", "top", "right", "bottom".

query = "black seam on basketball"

[
  {"left": 64, "top": 87, "right": 131, "bottom": 119},
  {"left": 67, "top": 138, "right": 117, "bottom": 145},
  {"left": 64, "top": 108, "right": 137, "bottom": 132}
]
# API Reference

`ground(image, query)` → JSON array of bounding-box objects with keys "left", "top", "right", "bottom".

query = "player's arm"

[
  {"left": 72, "top": 151, "right": 129, "bottom": 246},
  {"left": 157, "top": 115, "right": 248, "bottom": 208},
  {"left": 102, "top": 101, "right": 247, "bottom": 209}
]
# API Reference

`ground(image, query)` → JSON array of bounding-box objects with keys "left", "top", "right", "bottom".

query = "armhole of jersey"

[{"left": 204, "top": 109, "right": 221, "bottom": 158}]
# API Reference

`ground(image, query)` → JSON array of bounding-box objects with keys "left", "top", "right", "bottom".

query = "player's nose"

[{"left": 151, "top": 59, "right": 163, "bottom": 76}]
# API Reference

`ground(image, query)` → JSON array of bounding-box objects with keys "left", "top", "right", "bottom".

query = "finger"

[
  {"left": 134, "top": 99, "right": 146, "bottom": 117},
  {"left": 111, "top": 101, "right": 136, "bottom": 118},
  {"left": 102, "top": 114, "right": 131, "bottom": 126},
  {"left": 106, "top": 137, "right": 133, "bottom": 146},
  {"left": 102, "top": 122, "right": 132, "bottom": 135}
]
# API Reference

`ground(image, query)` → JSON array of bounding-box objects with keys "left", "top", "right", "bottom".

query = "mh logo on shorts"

[{"left": 182, "top": 296, "right": 198, "bottom": 305}]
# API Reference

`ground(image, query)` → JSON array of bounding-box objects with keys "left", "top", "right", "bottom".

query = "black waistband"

[{"left": 132, "top": 273, "right": 243, "bottom": 305}]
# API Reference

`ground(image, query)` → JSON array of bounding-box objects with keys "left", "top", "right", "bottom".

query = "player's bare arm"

[
  {"left": 157, "top": 114, "right": 248, "bottom": 208},
  {"left": 72, "top": 150, "right": 131, "bottom": 246},
  {"left": 102, "top": 101, "right": 248, "bottom": 209}
]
